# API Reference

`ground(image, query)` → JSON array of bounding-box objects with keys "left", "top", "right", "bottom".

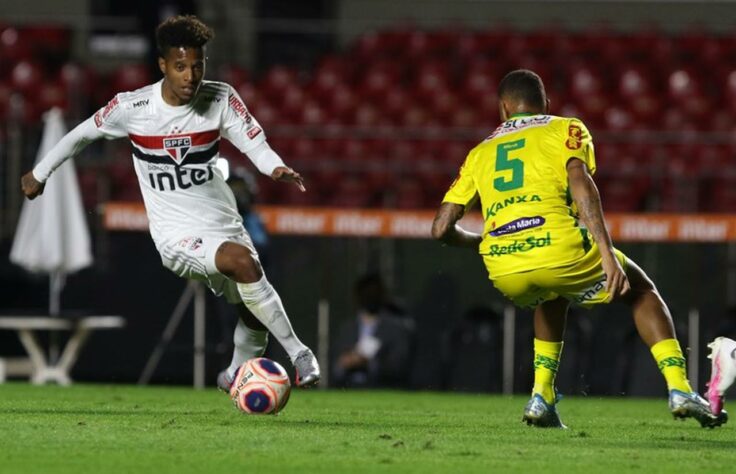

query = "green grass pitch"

[{"left": 0, "top": 383, "right": 732, "bottom": 473}]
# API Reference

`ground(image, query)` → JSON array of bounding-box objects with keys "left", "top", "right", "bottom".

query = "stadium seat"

[
  {"left": 109, "top": 63, "right": 150, "bottom": 95},
  {"left": 0, "top": 26, "right": 31, "bottom": 64},
  {"left": 704, "top": 177, "right": 736, "bottom": 212},
  {"left": 37, "top": 80, "right": 68, "bottom": 112},
  {"left": 10, "top": 60, "right": 44, "bottom": 94},
  {"left": 259, "top": 66, "right": 299, "bottom": 103},
  {"left": 391, "top": 178, "right": 427, "bottom": 209},
  {"left": 327, "top": 175, "right": 374, "bottom": 208},
  {"left": 12, "top": 23, "right": 734, "bottom": 211},
  {"left": 216, "top": 64, "right": 249, "bottom": 87}
]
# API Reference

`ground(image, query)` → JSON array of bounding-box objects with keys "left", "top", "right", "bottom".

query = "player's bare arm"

[
  {"left": 567, "top": 158, "right": 630, "bottom": 298},
  {"left": 431, "top": 202, "right": 482, "bottom": 248},
  {"left": 20, "top": 171, "right": 45, "bottom": 200},
  {"left": 271, "top": 166, "right": 306, "bottom": 192}
]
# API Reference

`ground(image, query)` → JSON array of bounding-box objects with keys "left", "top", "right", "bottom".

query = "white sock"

[
  {"left": 236, "top": 276, "right": 308, "bottom": 361},
  {"left": 226, "top": 319, "right": 269, "bottom": 378}
]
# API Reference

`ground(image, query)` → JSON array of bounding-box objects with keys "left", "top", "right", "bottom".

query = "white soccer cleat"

[
  {"left": 292, "top": 349, "right": 320, "bottom": 388},
  {"left": 706, "top": 337, "right": 736, "bottom": 415}
]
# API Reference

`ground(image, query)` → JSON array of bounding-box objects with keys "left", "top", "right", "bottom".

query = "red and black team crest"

[{"left": 163, "top": 136, "right": 192, "bottom": 163}]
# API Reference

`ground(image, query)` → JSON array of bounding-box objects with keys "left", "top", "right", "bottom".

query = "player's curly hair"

[
  {"left": 498, "top": 69, "right": 546, "bottom": 109},
  {"left": 156, "top": 15, "right": 214, "bottom": 57}
]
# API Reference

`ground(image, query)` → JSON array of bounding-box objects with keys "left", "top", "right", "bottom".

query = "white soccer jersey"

[{"left": 34, "top": 79, "right": 284, "bottom": 249}]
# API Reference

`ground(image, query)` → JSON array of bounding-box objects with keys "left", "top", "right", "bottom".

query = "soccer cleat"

[
  {"left": 669, "top": 389, "right": 728, "bottom": 428},
  {"left": 292, "top": 349, "right": 320, "bottom": 388},
  {"left": 522, "top": 393, "right": 567, "bottom": 429},
  {"left": 706, "top": 337, "right": 736, "bottom": 415},
  {"left": 217, "top": 369, "right": 236, "bottom": 396}
]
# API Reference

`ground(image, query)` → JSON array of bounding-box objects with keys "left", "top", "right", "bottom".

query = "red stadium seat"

[
  {"left": 569, "top": 65, "right": 605, "bottom": 100},
  {"left": 327, "top": 175, "right": 374, "bottom": 208},
  {"left": 382, "top": 88, "right": 411, "bottom": 124},
  {"left": 299, "top": 100, "right": 327, "bottom": 126},
  {"left": 278, "top": 84, "right": 307, "bottom": 123},
  {"left": 599, "top": 178, "right": 646, "bottom": 212},
  {"left": 10, "top": 60, "right": 44, "bottom": 94},
  {"left": 109, "top": 63, "right": 150, "bottom": 95},
  {"left": 391, "top": 178, "right": 427, "bottom": 209},
  {"left": 325, "top": 84, "right": 357, "bottom": 123},
  {"left": 352, "top": 102, "right": 380, "bottom": 127},
  {"left": 260, "top": 66, "right": 298, "bottom": 103},
  {"left": 357, "top": 65, "right": 401, "bottom": 101},
  {"left": 704, "top": 177, "right": 736, "bottom": 212},
  {"left": 628, "top": 93, "right": 662, "bottom": 128},
  {"left": 248, "top": 98, "right": 279, "bottom": 127},
  {"left": 37, "top": 80, "right": 68, "bottom": 112},
  {"left": 658, "top": 176, "right": 701, "bottom": 212},
  {"left": 603, "top": 106, "right": 634, "bottom": 131},
  {"left": 462, "top": 68, "right": 496, "bottom": 100},
  {"left": 234, "top": 82, "right": 257, "bottom": 104},
  {"left": 668, "top": 69, "right": 702, "bottom": 102},
  {"left": 618, "top": 66, "right": 653, "bottom": 99},
  {"left": 216, "top": 64, "right": 249, "bottom": 87},
  {"left": 0, "top": 26, "right": 31, "bottom": 64}
]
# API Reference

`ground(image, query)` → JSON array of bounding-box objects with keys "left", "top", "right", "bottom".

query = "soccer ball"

[{"left": 230, "top": 357, "right": 291, "bottom": 415}]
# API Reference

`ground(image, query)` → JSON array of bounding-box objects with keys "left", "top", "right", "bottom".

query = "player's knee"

[{"left": 216, "top": 243, "right": 263, "bottom": 283}]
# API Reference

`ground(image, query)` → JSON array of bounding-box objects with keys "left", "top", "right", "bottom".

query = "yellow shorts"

[{"left": 485, "top": 244, "right": 628, "bottom": 308}]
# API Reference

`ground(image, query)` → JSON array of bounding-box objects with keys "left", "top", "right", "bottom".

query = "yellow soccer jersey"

[{"left": 443, "top": 114, "right": 596, "bottom": 278}]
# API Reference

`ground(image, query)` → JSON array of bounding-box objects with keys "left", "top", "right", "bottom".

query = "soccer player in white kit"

[{"left": 19, "top": 15, "right": 320, "bottom": 389}]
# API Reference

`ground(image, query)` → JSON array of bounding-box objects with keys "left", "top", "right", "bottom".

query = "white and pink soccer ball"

[{"left": 229, "top": 358, "right": 291, "bottom": 415}]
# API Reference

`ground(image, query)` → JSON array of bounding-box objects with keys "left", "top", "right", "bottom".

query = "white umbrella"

[{"left": 10, "top": 107, "right": 93, "bottom": 316}]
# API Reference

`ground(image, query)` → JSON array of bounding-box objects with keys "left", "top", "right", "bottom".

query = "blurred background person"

[{"left": 332, "top": 273, "right": 414, "bottom": 388}]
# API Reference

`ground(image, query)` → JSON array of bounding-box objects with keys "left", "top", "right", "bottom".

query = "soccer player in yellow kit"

[{"left": 432, "top": 69, "right": 727, "bottom": 428}]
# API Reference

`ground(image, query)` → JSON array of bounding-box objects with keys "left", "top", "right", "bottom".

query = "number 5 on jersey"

[{"left": 494, "top": 139, "right": 525, "bottom": 191}]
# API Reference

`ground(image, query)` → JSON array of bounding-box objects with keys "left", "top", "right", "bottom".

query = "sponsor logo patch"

[
  {"left": 487, "top": 115, "right": 552, "bottom": 140},
  {"left": 573, "top": 275, "right": 607, "bottom": 304},
  {"left": 177, "top": 237, "right": 204, "bottom": 251},
  {"left": 228, "top": 94, "right": 252, "bottom": 123},
  {"left": 489, "top": 216, "right": 545, "bottom": 237},
  {"left": 247, "top": 126, "right": 262, "bottom": 139},
  {"left": 94, "top": 96, "right": 120, "bottom": 127},
  {"left": 487, "top": 232, "right": 552, "bottom": 256},
  {"left": 485, "top": 194, "right": 542, "bottom": 219},
  {"left": 566, "top": 124, "right": 583, "bottom": 150}
]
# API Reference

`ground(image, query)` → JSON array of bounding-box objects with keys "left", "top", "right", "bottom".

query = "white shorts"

[{"left": 159, "top": 232, "right": 258, "bottom": 304}]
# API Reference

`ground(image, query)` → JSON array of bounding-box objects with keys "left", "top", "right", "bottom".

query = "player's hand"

[
  {"left": 337, "top": 350, "right": 368, "bottom": 370},
  {"left": 21, "top": 171, "right": 45, "bottom": 200},
  {"left": 271, "top": 166, "right": 305, "bottom": 192},
  {"left": 601, "top": 254, "right": 630, "bottom": 300}
]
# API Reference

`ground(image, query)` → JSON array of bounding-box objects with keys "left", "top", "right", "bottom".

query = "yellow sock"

[
  {"left": 650, "top": 338, "right": 692, "bottom": 393},
  {"left": 532, "top": 338, "right": 563, "bottom": 404}
]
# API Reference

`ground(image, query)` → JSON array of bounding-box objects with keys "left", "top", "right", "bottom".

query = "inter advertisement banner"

[{"left": 103, "top": 202, "right": 736, "bottom": 242}]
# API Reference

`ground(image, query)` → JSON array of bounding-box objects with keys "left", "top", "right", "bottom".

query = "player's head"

[
  {"left": 156, "top": 15, "right": 214, "bottom": 105},
  {"left": 497, "top": 69, "right": 549, "bottom": 121},
  {"left": 355, "top": 273, "right": 386, "bottom": 315}
]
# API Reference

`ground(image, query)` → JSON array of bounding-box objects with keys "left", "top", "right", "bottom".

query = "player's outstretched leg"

[
  {"left": 218, "top": 307, "right": 269, "bottom": 393},
  {"left": 523, "top": 297, "right": 568, "bottom": 428},
  {"left": 622, "top": 259, "right": 726, "bottom": 428},
  {"left": 706, "top": 337, "right": 736, "bottom": 415},
  {"left": 217, "top": 242, "right": 321, "bottom": 387}
]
